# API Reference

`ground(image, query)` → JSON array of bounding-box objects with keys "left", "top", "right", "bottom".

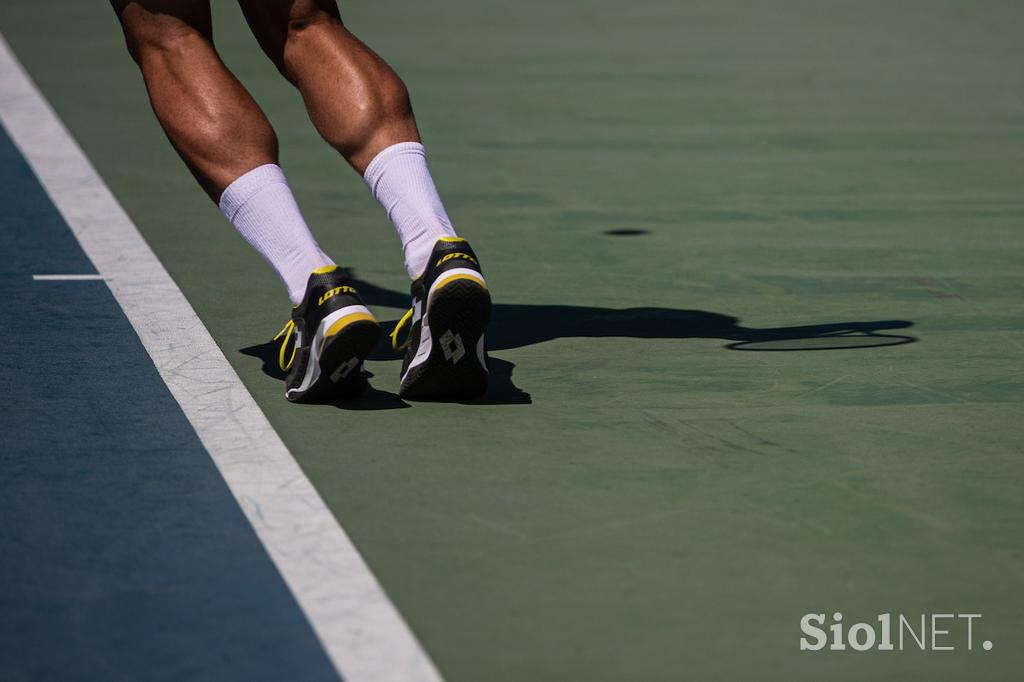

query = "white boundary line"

[
  {"left": 0, "top": 35, "right": 442, "bottom": 682},
  {"left": 33, "top": 274, "right": 108, "bottom": 281}
]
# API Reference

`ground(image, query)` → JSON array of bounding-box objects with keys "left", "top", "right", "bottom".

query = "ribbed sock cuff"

[
  {"left": 362, "top": 142, "right": 426, "bottom": 194},
  {"left": 219, "top": 164, "right": 288, "bottom": 223}
]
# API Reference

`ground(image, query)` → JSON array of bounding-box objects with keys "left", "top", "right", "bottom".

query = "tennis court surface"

[{"left": 2, "top": 1, "right": 1022, "bottom": 680}]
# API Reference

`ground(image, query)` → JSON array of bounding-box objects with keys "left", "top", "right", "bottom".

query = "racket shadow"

[{"left": 349, "top": 274, "right": 916, "bottom": 355}]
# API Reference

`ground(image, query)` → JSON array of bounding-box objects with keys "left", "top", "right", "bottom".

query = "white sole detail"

[
  {"left": 401, "top": 310, "right": 433, "bottom": 381},
  {"left": 476, "top": 335, "right": 488, "bottom": 373}
]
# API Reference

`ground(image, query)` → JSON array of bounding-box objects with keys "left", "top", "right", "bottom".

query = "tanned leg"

[
  {"left": 238, "top": 0, "right": 420, "bottom": 174},
  {"left": 111, "top": 0, "right": 278, "bottom": 200},
  {"left": 239, "top": 0, "right": 492, "bottom": 401}
]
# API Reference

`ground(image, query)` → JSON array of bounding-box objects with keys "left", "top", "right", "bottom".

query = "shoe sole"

[
  {"left": 287, "top": 310, "right": 380, "bottom": 403},
  {"left": 399, "top": 277, "right": 491, "bottom": 401}
]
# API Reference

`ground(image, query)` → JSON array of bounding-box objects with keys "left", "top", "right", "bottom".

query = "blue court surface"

[{"left": 0, "top": 127, "right": 338, "bottom": 681}]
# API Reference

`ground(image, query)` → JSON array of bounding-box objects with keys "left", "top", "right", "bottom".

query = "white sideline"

[
  {"left": 33, "top": 274, "right": 108, "bottom": 281},
  {"left": 0, "top": 35, "right": 442, "bottom": 682}
]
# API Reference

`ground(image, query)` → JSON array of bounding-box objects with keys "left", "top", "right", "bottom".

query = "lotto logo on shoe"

[
  {"left": 799, "top": 612, "right": 992, "bottom": 652},
  {"left": 439, "top": 329, "right": 465, "bottom": 363},
  {"left": 435, "top": 252, "right": 477, "bottom": 267},
  {"left": 318, "top": 285, "right": 357, "bottom": 306},
  {"left": 330, "top": 357, "right": 360, "bottom": 382}
]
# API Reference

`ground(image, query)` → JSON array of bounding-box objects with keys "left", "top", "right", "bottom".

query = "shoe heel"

[
  {"left": 401, "top": 279, "right": 490, "bottom": 400},
  {"left": 311, "top": 318, "right": 381, "bottom": 400}
]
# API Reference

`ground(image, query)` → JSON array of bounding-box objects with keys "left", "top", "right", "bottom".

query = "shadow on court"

[
  {"left": 238, "top": 342, "right": 526, "bottom": 409},
  {"left": 240, "top": 273, "right": 915, "bottom": 408}
]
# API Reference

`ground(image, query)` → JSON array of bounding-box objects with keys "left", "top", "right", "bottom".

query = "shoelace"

[
  {"left": 273, "top": 319, "right": 298, "bottom": 372},
  {"left": 390, "top": 308, "right": 414, "bottom": 353}
]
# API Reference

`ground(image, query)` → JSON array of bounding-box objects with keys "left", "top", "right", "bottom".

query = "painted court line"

[
  {"left": 33, "top": 274, "right": 109, "bottom": 281},
  {"left": 0, "top": 35, "right": 442, "bottom": 682}
]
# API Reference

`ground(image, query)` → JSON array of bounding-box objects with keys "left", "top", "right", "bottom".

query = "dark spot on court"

[{"left": 602, "top": 228, "right": 650, "bottom": 236}]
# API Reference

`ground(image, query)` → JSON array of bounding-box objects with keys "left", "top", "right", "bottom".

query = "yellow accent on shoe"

[
  {"left": 318, "top": 285, "right": 357, "bottom": 306},
  {"left": 273, "top": 319, "right": 298, "bottom": 372},
  {"left": 435, "top": 252, "right": 478, "bottom": 267},
  {"left": 439, "top": 237, "right": 465, "bottom": 243},
  {"left": 390, "top": 308, "right": 415, "bottom": 353},
  {"left": 311, "top": 265, "right": 339, "bottom": 275},
  {"left": 322, "top": 312, "right": 378, "bottom": 354},
  {"left": 434, "top": 273, "right": 487, "bottom": 292}
]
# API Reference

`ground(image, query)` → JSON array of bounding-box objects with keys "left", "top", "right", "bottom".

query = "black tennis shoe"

[
  {"left": 274, "top": 266, "right": 380, "bottom": 402},
  {"left": 391, "top": 238, "right": 491, "bottom": 400}
]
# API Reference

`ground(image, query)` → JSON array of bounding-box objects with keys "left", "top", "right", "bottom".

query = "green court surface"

[{"left": 3, "top": 0, "right": 1023, "bottom": 679}]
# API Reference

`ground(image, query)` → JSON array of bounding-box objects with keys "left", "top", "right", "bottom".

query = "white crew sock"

[
  {"left": 219, "top": 164, "right": 334, "bottom": 305},
  {"left": 363, "top": 141, "right": 457, "bottom": 279}
]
